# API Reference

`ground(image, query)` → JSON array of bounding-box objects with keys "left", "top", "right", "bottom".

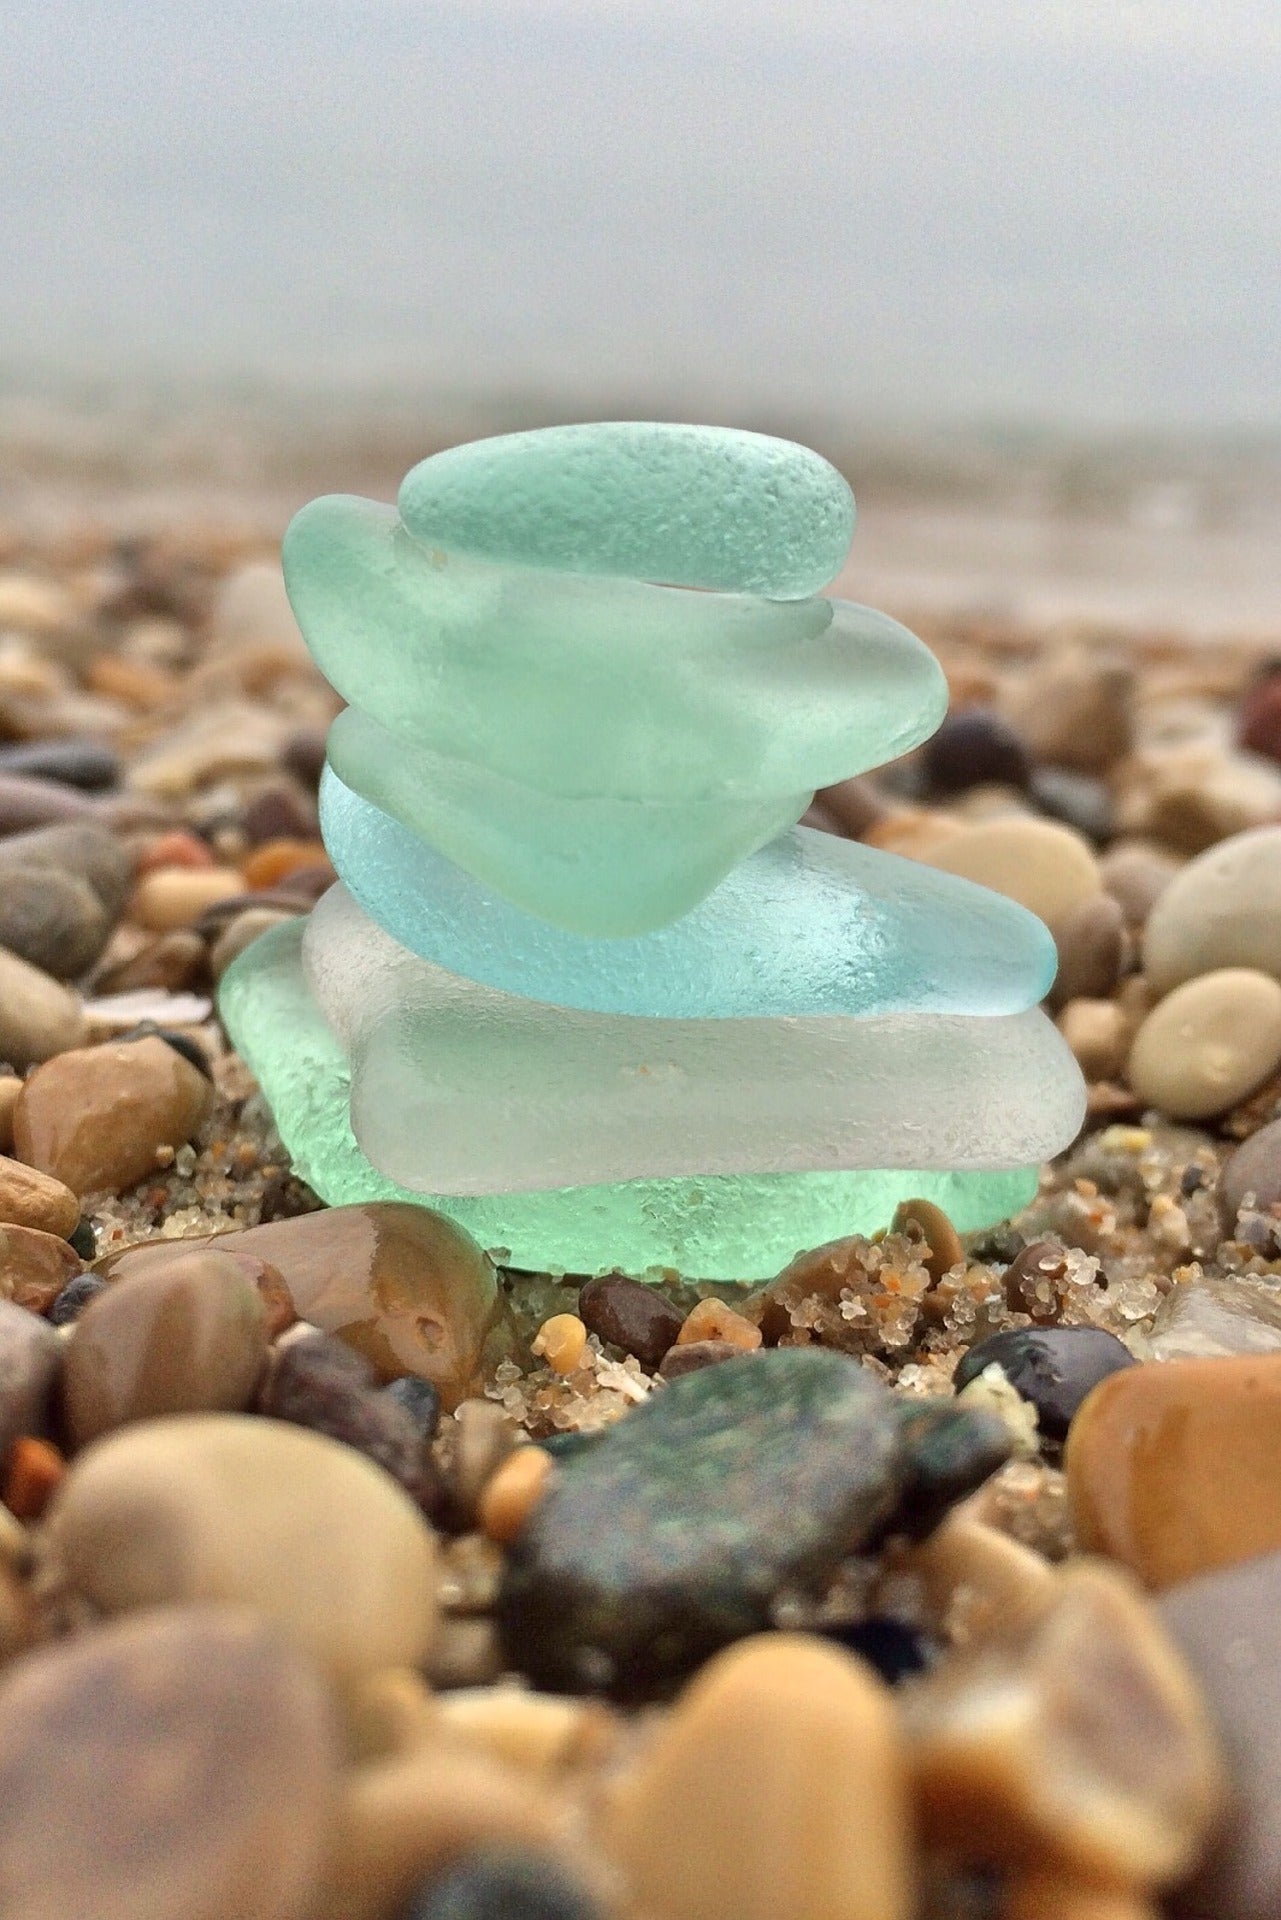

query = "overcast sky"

[{"left": 2, "top": 0, "right": 1279, "bottom": 427}]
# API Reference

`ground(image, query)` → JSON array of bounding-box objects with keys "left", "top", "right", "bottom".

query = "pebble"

[
  {"left": 499, "top": 1349, "right": 1009, "bottom": 1694},
  {"left": 1065, "top": 1353, "right": 1281, "bottom": 1586},
  {"left": 93, "top": 1238, "right": 295, "bottom": 1337},
  {"left": 478, "top": 1447, "right": 556, "bottom": 1544},
  {"left": 577, "top": 1272, "right": 684, "bottom": 1368},
  {"left": 0, "top": 1223, "right": 84, "bottom": 1313},
  {"left": 436, "top": 1688, "right": 612, "bottom": 1778},
  {"left": 1058, "top": 997, "right": 1132, "bottom": 1082},
  {"left": 1160, "top": 1550, "right": 1281, "bottom": 1919},
  {"left": 0, "top": 1606, "right": 339, "bottom": 1920},
  {"left": 257, "top": 1333, "right": 439, "bottom": 1512},
  {"left": 822, "top": 1616, "right": 930, "bottom": 1686},
  {"left": 1027, "top": 766, "right": 1114, "bottom": 844},
  {"left": 47, "top": 1270, "right": 106, "bottom": 1326},
  {"left": 384, "top": 1373, "right": 442, "bottom": 1440},
  {"left": 0, "top": 820, "right": 134, "bottom": 919},
  {"left": 406, "top": 1850, "right": 600, "bottom": 1920},
  {"left": 95, "top": 927, "right": 207, "bottom": 994},
  {"left": 1144, "top": 825, "right": 1281, "bottom": 992},
  {"left": 658, "top": 1337, "right": 743, "bottom": 1379},
  {"left": 12, "top": 1033, "right": 213, "bottom": 1194},
  {"left": 427, "top": 1617, "right": 505, "bottom": 1691},
  {"left": 0, "top": 944, "right": 89, "bottom": 1069},
  {"left": 1217, "top": 1117, "right": 1281, "bottom": 1228},
  {"left": 130, "top": 864, "right": 247, "bottom": 930},
  {"left": 0, "top": 1077, "right": 17, "bottom": 1152},
  {"left": 1148, "top": 1274, "right": 1281, "bottom": 1360},
  {"left": 1005, "top": 649, "right": 1135, "bottom": 772},
  {"left": 0, "top": 736, "right": 120, "bottom": 790},
  {"left": 1099, "top": 841, "right": 1182, "bottom": 929},
  {"left": 922, "top": 817, "right": 1103, "bottom": 933},
  {"left": 4, "top": 1433, "right": 65, "bottom": 1518},
  {"left": 1127, "top": 968, "right": 1281, "bottom": 1119},
  {"left": 904, "top": 1561, "right": 1225, "bottom": 1890},
  {"left": 210, "top": 905, "right": 297, "bottom": 978},
  {"left": 923, "top": 707, "right": 1031, "bottom": 795},
  {"left": 954, "top": 1327, "right": 1136, "bottom": 1442},
  {"left": 241, "top": 781, "right": 320, "bottom": 846},
  {"left": 0, "top": 1154, "right": 79, "bottom": 1237},
  {"left": 904, "top": 1510, "right": 1058, "bottom": 1650},
  {"left": 62, "top": 1250, "right": 270, "bottom": 1448},
  {"left": 451, "top": 1398, "right": 520, "bottom": 1526},
  {"left": 1118, "top": 744, "right": 1281, "bottom": 855},
  {"left": 0, "top": 867, "right": 106, "bottom": 979},
  {"left": 530, "top": 1312, "right": 587, "bottom": 1375},
  {"left": 608, "top": 1635, "right": 912, "bottom": 1920},
  {"left": 1047, "top": 892, "right": 1126, "bottom": 1009},
  {"left": 345, "top": 1666, "right": 439, "bottom": 1764},
  {"left": 242, "top": 837, "right": 333, "bottom": 890},
  {"left": 46, "top": 1412, "right": 440, "bottom": 1680},
  {"left": 1237, "top": 665, "right": 1281, "bottom": 762},
  {"left": 891, "top": 1196, "right": 965, "bottom": 1282},
  {"left": 0, "top": 1298, "right": 61, "bottom": 1461},
  {"left": 0, "top": 769, "right": 97, "bottom": 835},
  {"left": 675, "top": 1296, "right": 762, "bottom": 1350},
  {"left": 811, "top": 774, "right": 893, "bottom": 837}
]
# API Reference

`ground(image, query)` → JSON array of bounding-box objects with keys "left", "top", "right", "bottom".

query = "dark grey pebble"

[
  {"left": 47, "top": 1273, "right": 106, "bottom": 1327},
  {"left": 954, "top": 1325, "right": 1136, "bottom": 1440},
  {"left": 0, "top": 867, "right": 109, "bottom": 978},
  {"left": 822, "top": 1614, "right": 931, "bottom": 1685},
  {"left": 408, "top": 1850, "right": 599, "bottom": 1920},
  {"left": 258, "top": 1334, "right": 441, "bottom": 1516},
  {"left": 0, "top": 1300, "right": 61, "bottom": 1460},
  {"left": 922, "top": 708, "right": 1030, "bottom": 796},
  {"left": 0, "top": 740, "right": 120, "bottom": 792},
  {"left": 382, "top": 1374, "right": 440, "bottom": 1440}
]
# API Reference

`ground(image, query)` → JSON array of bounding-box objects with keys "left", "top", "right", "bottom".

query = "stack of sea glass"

[{"left": 220, "top": 424, "right": 1084, "bottom": 1280}]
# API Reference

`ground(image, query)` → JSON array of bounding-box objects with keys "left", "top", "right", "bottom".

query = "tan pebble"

[
  {"left": 1099, "top": 841, "right": 1182, "bottom": 929},
  {"left": 61, "top": 1250, "right": 270, "bottom": 1448},
  {"left": 313, "top": 1743, "right": 556, "bottom": 1920},
  {"left": 901, "top": 1511, "right": 1059, "bottom": 1650},
  {"left": 478, "top": 1446, "right": 555, "bottom": 1545},
  {"left": 0, "top": 1154, "right": 79, "bottom": 1238},
  {"left": 125, "top": 702, "right": 290, "bottom": 796},
  {"left": 1048, "top": 892, "right": 1126, "bottom": 1009},
  {"left": 0, "top": 946, "right": 88, "bottom": 1071},
  {"left": 437, "top": 1683, "right": 615, "bottom": 1775},
  {"left": 452, "top": 1398, "right": 519, "bottom": 1523},
  {"left": 0, "top": 1079, "right": 19, "bottom": 1154},
  {"left": 93, "top": 1238, "right": 295, "bottom": 1340},
  {"left": 1005, "top": 649, "right": 1135, "bottom": 772},
  {"left": 609, "top": 1633, "right": 913, "bottom": 1920},
  {"left": 344, "top": 1667, "right": 440, "bottom": 1765},
  {"left": 1144, "top": 824, "right": 1281, "bottom": 992},
  {"left": 922, "top": 818, "right": 1102, "bottom": 932},
  {"left": 425, "top": 1617, "right": 504, "bottom": 1690},
  {"left": 676, "top": 1296, "right": 762, "bottom": 1350},
  {"left": 94, "top": 928, "right": 207, "bottom": 994},
  {"left": 863, "top": 809, "right": 967, "bottom": 859},
  {"left": 891, "top": 1197, "right": 964, "bottom": 1283},
  {"left": 12, "top": 1034, "right": 212, "bottom": 1194},
  {"left": 44, "top": 1412, "right": 439, "bottom": 1683},
  {"left": 210, "top": 906, "right": 296, "bottom": 980},
  {"left": 1127, "top": 968, "right": 1281, "bottom": 1120},
  {"left": 904, "top": 1560, "right": 1227, "bottom": 1889},
  {"left": 0, "top": 1605, "right": 340, "bottom": 1920},
  {"left": 1117, "top": 744, "right": 1281, "bottom": 855},
  {"left": 0, "top": 1223, "right": 83, "bottom": 1313},
  {"left": 1003, "top": 1875, "right": 1160, "bottom": 1920},
  {"left": 436, "top": 1532, "right": 504, "bottom": 1615},
  {"left": 130, "top": 866, "right": 245, "bottom": 931},
  {"left": 0, "top": 573, "right": 77, "bottom": 638},
  {"left": 1058, "top": 998, "right": 1132, "bottom": 1083},
  {"left": 531, "top": 1311, "right": 587, "bottom": 1375}
]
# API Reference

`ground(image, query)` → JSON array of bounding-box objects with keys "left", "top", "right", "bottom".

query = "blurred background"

[{"left": 2, "top": 0, "right": 1280, "bottom": 632}]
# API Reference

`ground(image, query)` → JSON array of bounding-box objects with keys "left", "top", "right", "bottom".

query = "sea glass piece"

[
  {"left": 219, "top": 915, "right": 1044, "bottom": 1281},
  {"left": 320, "top": 766, "right": 1059, "bottom": 1018},
  {"left": 397, "top": 422, "right": 854, "bottom": 596},
  {"left": 302, "top": 887, "right": 1085, "bottom": 1197}
]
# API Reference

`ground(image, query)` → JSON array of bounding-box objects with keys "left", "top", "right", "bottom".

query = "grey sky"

[{"left": 2, "top": 0, "right": 1279, "bottom": 426}]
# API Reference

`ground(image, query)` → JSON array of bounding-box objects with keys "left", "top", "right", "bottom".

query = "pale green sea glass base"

[{"left": 220, "top": 920, "right": 1039, "bottom": 1281}]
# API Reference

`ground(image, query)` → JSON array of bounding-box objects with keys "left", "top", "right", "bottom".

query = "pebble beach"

[{"left": 2, "top": 427, "right": 1281, "bottom": 1920}]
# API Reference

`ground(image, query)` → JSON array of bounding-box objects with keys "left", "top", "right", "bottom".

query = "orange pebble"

[
  {"left": 677, "top": 1298, "right": 762, "bottom": 1351},
  {"left": 531, "top": 1312, "right": 588, "bottom": 1375},
  {"left": 478, "top": 1446, "right": 555, "bottom": 1544},
  {"left": 241, "top": 838, "right": 334, "bottom": 890},
  {"left": 136, "top": 830, "right": 217, "bottom": 874},
  {"left": 4, "top": 1436, "right": 66, "bottom": 1520},
  {"left": 86, "top": 653, "right": 181, "bottom": 710}
]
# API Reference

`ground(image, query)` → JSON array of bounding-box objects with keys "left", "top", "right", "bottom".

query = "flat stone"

[
  {"left": 1161, "top": 1551, "right": 1281, "bottom": 1919},
  {"left": 62, "top": 1250, "right": 270, "bottom": 1448},
  {"left": 0, "top": 944, "right": 88, "bottom": 1069},
  {"left": 1144, "top": 826, "right": 1281, "bottom": 992},
  {"left": 608, "top": 1634, "right": 911, "bottom": 1920},
  {"left": 577, "top": 1274, "right": 684, "bottom": 1369},
  {"left": 0, "top": 1298, "right": 61, "bottom": 1460},
  {"left": 0, "top": 770, "right": 96, "bottom": 836},
  {"left": 1218, "top": 1118, "right": 1281, "bottom": 1229},
  {"left": 1148, "top": 1275, "right": 1281, "bottom": 1360},
  {"left": 954, "top": 1327, "right": 1136, "bottom": 1442},
  {"left": 45, "top": 1412, "right": 439, "bottom": 1681},
  {"left": 0, "top": 1223, "right": 84, "bottom": 1314},
  {"left": 406, "top": 1850, "right": 600, "bottom": 1920},
  {"left": 1127, "top": 968, "right": 1281, "bottom": 1119},
  {"left": 1065, "top": 1354, "right": 1281, "bottom": 1586},
  {"left": 12, "top": 1034, "right": 213, "bottom": 1194},
  {"left": 0, "top": 1154, "right": 79, "bottom": 1237},
  {"left": 498, "top": 1349, "right": 1009, "bottom": 1694},
  {"left": 0, "top": 738, "right": 120, "bottom": 791},
  {"left": 0, "top": 1606, "right": 339, "bottom": 1920}
]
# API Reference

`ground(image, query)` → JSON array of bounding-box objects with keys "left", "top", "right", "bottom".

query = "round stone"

[
  {"left": 257, "top": 1334, "right": 438, "bottom": 1512},
  {"left": 0, "top": 1223, "right": 84, "bottom": 1313},
  {"left": 0, "top": 1154, "right": 79, "bottom": 1238},
  {"left": 923, "top": 818, "right": 1102, "bottom": 934},
  {"left": 954, "top": 1327, "right": 1136, "bottom": 1441},
  {"left": 1047, "top": 893, "right": 1126, "bottom": 1010},
  {"left": 1127, "top": 969, "right": 1281, "bottom": 1121},
  {"left": 1219, "top": 1118, "right": 1281, "bottom": 1229},
  {"left": 0, "top": 822, "right": 134, "bottom": 921},
  {"left": 1144, "top": 826, "right": 1281, "bottom": 993},
  {"left": 0, "top": 1606, "right": 339, "bottom": 1920},
  {"left": 0, "top": 868, "right": 109, "bottom": 979},
  {"left": 406, "top": 1850, "right": 600, "bottom": 1920},
  {"left": 62, "top": 1250, "right": 271, "bottom": 1448},
  {"left": 45, "top": 1412, "right": 439, "bottom": 1680},
  {"left": 577, "top": 1274, "right": 684, "bottom": 1369},
  {"left": 0, "top": 1297, "right": 61, "bottom": 1460},
  {"left": 12, "top": 1034, "right": 213, "bottom": 1195},
  {"left": 922, "top": 708, "right": 1031, "bottom": 796},
  {"left": 1099, "top": 841, "right": 1181, "bottom": 930},
  {"left": 0, "top": 945, "right": 88, "bottom": 1070}
]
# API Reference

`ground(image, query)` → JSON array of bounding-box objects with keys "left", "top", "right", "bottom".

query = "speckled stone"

[
  {"left": 12, "top": 1035, "right": 213, "bottom": 1195},
  {"left": 954, "top": 1327, "right": 1136, "bottom": 1442},
  {"left": 499, "top": 1349, "right": 1009, "bottom": 1694}
]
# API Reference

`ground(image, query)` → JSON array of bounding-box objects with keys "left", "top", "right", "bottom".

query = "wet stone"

[
  {"left": 954, "top": 1327, "right": 1136, "bottom": 1442},
  {"left": 407, "top": 1849, "right": 601, "bottom": 1920},
  {"left": 498, "top": 1348, "right": 1008, "bottom": 1695},
  {"left": 1028, "top": 766, "right": 1114, "bottom": 845},
  {"left": 0, "top": 1606, "right": 339, "bottom": 1920},
  {"left": 258, "top": 1332, "right": 440, "bottom": 1513},
  {"left": 1047, "top": 892, "right": 1126, "bottom": 1010},
  {"left": 577, "top": 1272, "right": 684, "bottom": 1369},
  {"left": 12, "top": 1034, "right": 213, "bottom": 1195},
  {"left": 0, "top": 1298, "right": 61, "bottom": 1461}
]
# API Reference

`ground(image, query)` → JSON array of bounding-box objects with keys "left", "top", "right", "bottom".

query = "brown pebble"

[
  {"left": 1047, "top": 892, "right": 1126, "bottom": 1009},
  {"left": 0, "top": 1298, "right": 61, "bottom": 1461},
  {"left": 0, "top": 1606, "right": 340, "bottom": 1920},
  {"left": 3, "top": 1434, "right": 65, "bottom": 1518},
  {"left": 891, "top": 1197, "right": 964, "bottom": 1283},
  {"left": 130, "top": 865, "right": 245, "bottom": 931},
  {"left": 530, "top": 1312, "right": 587, "bottom": 1375},
  {"left": 813, "top": 775, "right": 894, "bottom": 837},
  {"left": 478, "top": 1447, "right": 555, "bottom": 1545},
  {"left": 95, "top": 1238, "right": 295, "bottom": 1339},
  {"left": 923, "top": 818, "right": 1102, "bottom": 934},
  {"left": 0, "top": 1155, "right": 79, "bottom": 1239},
  {"left": 1002, "top": 1240, "right": 1072, "bottom": 1323},
  {"left": 13, "top": 1034, "right": 213, "bottom": 1195},
  {"left": 95, "top": 928, "right": 207, "bottom": 994},
  {"left": 0, "top": 945, "right": 88, "bottom": 1070},
  {"left": 658, "top": 1337, "right": 744, "bottom": 1380},
  {"left": 0, "top": 1080, "right": 17, "bottom": 1154},
  {"left": 1057, "top": 998, "right": 1132, "bottom": 1083},
  {"left": 257, "top": 1333, "right": 439, "bottom": 1513},
  {"left": 451, "top": 1398, "right": 519, "bottom": 1526},
  {"left": 0, "top": 867, "right": 110, "bottom": 980},
  {"left": 609, "top": 1634, "right": 912, "bottom": 1920},
  {"left": 0, "top": 1223, "right": 84, "bottom": 1314},
  {"left": 1005, "top": 1876, "right": 1159, "bottom": 1920},
  {"left": 62, "top": 1250, "right": 270, "bottom": 1449},
  {"left": 1066, "top": 1353, "right": 1281, "bottom": 1588},
  {"left": 1099, "top": 842, "right": 1182, "bottom": 929},
  {"left": 425, "top": 1616, "right": 505, "bottom": 1690},
  {"left": 578, "top": 1272, "right": 684, "bottom": 1368},
  {"left": 902, "top": 1511, "right": 1059, "bottom": 1650},
  {"left": 676, "top": 1296, "right": 762, "bottom": 1350}
]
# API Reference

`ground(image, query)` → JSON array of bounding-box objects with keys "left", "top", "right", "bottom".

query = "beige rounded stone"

[
  {"left": 45, "top": 1412, "right": 439, "bottom": 1682},
  {"left": 922, "top": 819, "right": 1102, "bottom": 932},
  {"left": 1144, "top": 825, "right": 1281, "bottom": 992},
  {"left": 0, "top": 1154, "right": 79, "bottom": 1239},
  {"left": 0, "top": 946, "right": 88, "bottom": 1071},
  {"left": 1058, "top": 998, "right": 1132, "bottom": 1083},
  {"left": 130, "top": 866, "right": 246, "bottom": 932},
  {"left": 902, "top": 1511, "right": 1059, "bottom": 1650},
  {"left": 0, "top": 1605, "right": 339, "bottom": 1920},
  {"left": 1005, "top": 650, "right": 1135, "bottom": 773},
  {"left": 62, "top": 1251, "right": 270, "bottom": 1448},
  {"left": 609, "top": 1634, "right": 912, "bottom": 1920},
  {"left": 1127, "top": 969, "right": 1281, "bottom": 1120},
  {"left": 1099, "top": 841, "right": 1182, "bottom": 929},
  {"left": 437, "top": 1684, "right": 615, "bottom": 1776},
  {"left": 12, "top": 1035, "right": 212, "bottom": 1195}
]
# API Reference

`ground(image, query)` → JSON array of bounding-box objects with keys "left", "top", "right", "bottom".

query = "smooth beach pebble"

[
  {"left": 904, "top": 1561, "right": 1225, "bottom": 1890},
  {"left": 0, "top": 737, "right": 120, "bottom": 791},
  {"left": 1147, "top": 1274, "right": 1281, "bottom": 1361},
  {"left": 44, "top": 1412, "right": 440, "bottom": 1680},
  {"left": 0, "top": 945, "right": 88, "bottom": 1069},
  {"left": 577, "top": 1273, "right": 684, "bottom": 1369},
  {"left": 1047, "top": 892, "right": 1126, "bottom": 1009},
  {"left": 657, "top": 1337, "right": 742, "bottom": 1379},
  {"left": 922, "top": 707, "right": 1031, "bottom": 796},
  {"left": 13, "top": 1034, "right": 212, "bottom": 1194},
  {"left": 478, "top": 1447, "right": 556, "bottom": 1545},
  {"left": 210, "top": 905, "right": 298, "bottom": 979},
  {"left": 904, "top": 1511, "right": 1058, "bottom": 1651},
  {"left": 0, "top": 769, "right": 97, "bottom": 835},
  {"left": 130, "top": 864, "right": 246, "bottom": 930},
  {"left": 1217, "top": 1117, "right": 1281, "bottom": 1228},
  {"left": 0, "top": 1298, "right": 61, "bottom": 1460},
  {"left": 675, "top": 1296, "right": 762, "bottom": 1350},
  {"left": 1065, "top": 1353, "right": 1281, "bottom": 1587},
  {"left": 1143, "top": 825, "right": 1281, "bottom": 992},
  {"left": 94, "top": 1239, "right": 295, "bottom": 1338},
  {"left": 1126, "top": 968, "right": 1281, "bottom": 1120},
  {"left": 1058, "top": 997, "right": 1132, "bottom": 1082},
  {"left": 62, "top": 1250, "right": 270, "bottom": 1448},
  {"left": 921, "top": 818, "right": 1102, "bottom": 932},
  {"left": 405, "top": 1849, "right": 600, "bottom": 1920},
  {"left": 257, "top": 1333, "right": 439, "bottom": 1511},
  {"left": 1004, "top": 650, "right": 1135, "bottom": 773},
  {"left": 608, "top": 1635, "right": 912, "bottom": 1920},
  {"left": 0, "top": 1606, "right": 339, "bottom": 1920},
  {"left": 1099, "top": 841, "right": 1182, "bottom": 929},
  {"left": 0, "top": 821, "right": 134, "bottom": 920},
  {"left": 954, "top": 1326, "right": 1136, "bottom": 1442},
  {"left": 0, "top": 867, "right": 109, "bottom": 978},
  {"left": 530, "top": 1313, "right": 587, "bottom": 1375},
  {"left": 891, "top": 1196, "right": 964, "bottom": 1283},
  {"left": 0, "top": 1223, "right": 84, "bottom": 1314},
  {"left": 0, "top": 1154, "right": 79, "bottom": 1238}
]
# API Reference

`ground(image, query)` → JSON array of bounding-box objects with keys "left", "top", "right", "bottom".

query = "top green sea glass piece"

[{"left": 397, "top": 422, "right": 854, "bottom": 597}]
